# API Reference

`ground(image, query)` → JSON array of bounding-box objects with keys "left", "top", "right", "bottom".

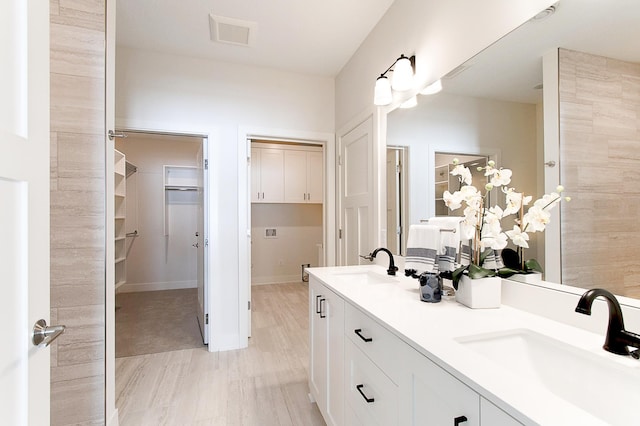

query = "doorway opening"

[{"left": 113, "top": 130, "right": 209, "bottom": 357}]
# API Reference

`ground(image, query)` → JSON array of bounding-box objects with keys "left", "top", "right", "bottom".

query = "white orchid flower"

[
  {"left": 489, "top": 168, "right": 512, "bottom": 187},
  {"left": 523, "top": 205, "right": 551, "bottom": 232},
  {"left": 450, "top": 164, "right": 473, "bottom": 185},
  {"left": 481, "top": 231, "right": 508, "bottom": 251},
  {"left": 505, "top": 225, "right": 530, "bottom": 248},
  {"left": 443, "top": 190, "right": 463, "bottom": 210}
]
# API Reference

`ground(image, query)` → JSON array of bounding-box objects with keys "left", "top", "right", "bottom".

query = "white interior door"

[
  {"left": 196, "top": 140, "right": 208, "bottom": 344},
  {"left": 339, "top": 117, "right": 374, "bottom": 265},
  {"left": 0, "top": 1, "right": 52, "bottom": 424}
]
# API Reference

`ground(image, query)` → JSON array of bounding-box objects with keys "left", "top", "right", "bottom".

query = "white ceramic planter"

[
  {"left": 455, "top": 275, "right": 501, "bottom": 309},
  {"left": 508, "top": 272, "right": 542, "bottom": 284}
]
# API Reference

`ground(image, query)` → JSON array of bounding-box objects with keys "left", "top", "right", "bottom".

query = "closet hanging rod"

[
  {"left": 126, "top": 230, "right": 139, "bottom": 237},
  {"left": 419, "top": 219, "right": 458, "bottom": 233}
]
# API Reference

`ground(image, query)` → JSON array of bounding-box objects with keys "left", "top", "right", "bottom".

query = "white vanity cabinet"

[
  {"left": 309, "top": 277, "right": 345, "bottom": 426},
  {"left": 399, "top": 346, "right": 480, "bottom": 426}
]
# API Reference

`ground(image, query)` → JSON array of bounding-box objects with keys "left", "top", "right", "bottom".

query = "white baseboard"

[
  {"left": 251, "top": 274, "right": 301, "bottom": 285},
  {"left": 117, "top": 280, "right": 197, "bottom": 293}
]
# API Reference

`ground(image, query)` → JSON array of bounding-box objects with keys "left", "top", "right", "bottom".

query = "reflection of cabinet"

[
  {"left": 163, "top": 165, "right": 198, "bottom": 235},
  {"left": 309, "top": 277, "right": 344, "bottom": 426},
  {"left": 114, "top": 149, "right": 127, "bottom": 289},
  {"left": 251, "top": 148, "right": 284, "bottom": 202},
  {"left": 284, "top": 150, "right": 323, "bottom": 203}
]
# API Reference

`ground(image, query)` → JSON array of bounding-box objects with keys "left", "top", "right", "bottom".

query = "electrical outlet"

[{"left": 265, "top": 228, "right": 277, "bottom": 238}]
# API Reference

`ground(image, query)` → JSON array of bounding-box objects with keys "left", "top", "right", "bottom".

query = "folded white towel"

[
  {"left": 426, "top": 217, "right": 462, "bottom": 272},
  {"left": 460, "top": 242, "right": 504, "bottom": 270},
  {"left": 405, "top": 224, "right": 440, "bottom": 274}
]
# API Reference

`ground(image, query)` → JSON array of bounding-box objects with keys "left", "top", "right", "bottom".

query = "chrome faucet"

[
  {"left": 575, "top": 288, "right": 640, "bottom": 356},
  {"left": 360, "top": 248, "right": 398, "bottom": 276}
]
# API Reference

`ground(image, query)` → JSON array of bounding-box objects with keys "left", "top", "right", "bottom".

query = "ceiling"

[{"left": 116, "top": 0, "right": 395, "bottom": 77}]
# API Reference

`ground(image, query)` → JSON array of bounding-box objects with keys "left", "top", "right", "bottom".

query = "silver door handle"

[
  {"left": 192, "top": 243, "right": 199, "bottom": 248},
  {"left": 32, "top": 319, "right": 66, "bottom": 347}
]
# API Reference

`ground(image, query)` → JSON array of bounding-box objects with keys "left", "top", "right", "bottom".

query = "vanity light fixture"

[
  {"left": 373, "top": 54, "right": 416, "bottom": 106},
  {"left": 420, "top": 79, "right": 442, "bottom": 95}
]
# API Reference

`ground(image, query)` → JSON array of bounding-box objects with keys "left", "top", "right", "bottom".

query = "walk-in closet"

[{"left": 114, "top": 132, "right": 207, "bottom": 357}]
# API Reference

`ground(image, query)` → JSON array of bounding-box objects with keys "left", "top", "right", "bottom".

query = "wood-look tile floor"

[{"left": 116, "top": 282, "right": 326, "bottom": 426}]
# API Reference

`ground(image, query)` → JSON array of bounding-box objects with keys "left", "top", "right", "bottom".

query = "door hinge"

[
  {"left": 204, "top": 159, "right": 208, "bottom": 170},
  {"left": 205, "top": 313, "right": 209, "bottom": 324},
  {"left": 205, "top": 238, "right": 208, "bottom": 247},
  {"left": 339, "top": 229, "right": 342, "bottom": 239},
  {"left": 248, "top": 301, "right": 251, "bottom": 310}
]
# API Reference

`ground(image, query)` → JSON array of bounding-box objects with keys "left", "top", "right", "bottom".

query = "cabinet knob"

[{"left": 454, "top": 415, "right": 468, "bottom": 425}]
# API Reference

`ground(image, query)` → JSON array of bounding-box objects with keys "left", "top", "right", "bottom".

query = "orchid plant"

[{"left": 442, "top": 158, "right": 569, "bottom": 286}]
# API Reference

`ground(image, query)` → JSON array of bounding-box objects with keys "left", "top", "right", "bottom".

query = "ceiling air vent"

[{"left": 209, "top": 14, "right": 257, "bottom": 47}]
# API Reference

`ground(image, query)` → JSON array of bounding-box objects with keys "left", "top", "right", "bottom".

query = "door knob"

[
  {"left": 192, "top": 243, "right": 199, "bottom": 248},
  {"left": 32, "top": 319, "right": 66, "bottom": 347}
]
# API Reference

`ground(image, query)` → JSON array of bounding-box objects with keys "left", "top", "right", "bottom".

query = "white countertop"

[{"left": 308, "top": 264, "right": 640, "bottom": 425}]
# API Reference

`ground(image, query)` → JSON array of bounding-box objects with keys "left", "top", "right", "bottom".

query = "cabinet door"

[
  {"left": 400, "top": 347, "right": 479, "bottom": 426},
  {"left": 284, "top": 150, "right": 307, "bottom": 202},
  {"left": 309, "top": 278, "right": 327, "bottom": 410},
  {"left": 309, "top": 277, "right": 345, "bottom": 426},
  {"left": 481, "top": 398, "right": 522, "bottom": 425},
  {"left": 259, "top": 148, "right": 284, "bottom": 202},
  {"left": 251, "top": 148, "right": 261, "bottom": 202},
  {"left": 307, "top": 151, "right": 324, "bottom": 203},
  {"left": 325, "top": 285, "right": 344, "bottom": 426}
]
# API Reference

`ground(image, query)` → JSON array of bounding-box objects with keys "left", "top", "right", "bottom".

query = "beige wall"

[
  {"left": 251, "top": 204, "right": 323, "bottom": 284},
  {"left": 560, "top": 49, "right": 640, "bottom": 297},
  {"left": 50, "top": 0, "right": 106, "bottom": 424}
]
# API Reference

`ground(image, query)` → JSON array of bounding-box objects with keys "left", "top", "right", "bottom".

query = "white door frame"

[{"left": 238, "top": 126, "right": 335, "bottom": 347}]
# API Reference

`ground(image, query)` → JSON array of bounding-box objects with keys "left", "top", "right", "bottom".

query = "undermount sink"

[
  {"left": 456, "top": 328, "right": 640, "bottom": 424},
  {"left": 332, "top": 270, "right": 399, "bottom": 285}
]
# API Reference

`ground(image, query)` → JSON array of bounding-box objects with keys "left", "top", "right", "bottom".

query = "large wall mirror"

[{"left": 385, "top": 0, "right": 640, "bottom": 299}]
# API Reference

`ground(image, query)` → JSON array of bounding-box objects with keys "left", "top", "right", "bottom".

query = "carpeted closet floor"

[{"left": 115, "top": 288, "right": 205, "bottom": 358}]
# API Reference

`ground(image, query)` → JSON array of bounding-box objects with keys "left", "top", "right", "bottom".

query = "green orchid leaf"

[
  {"left": 467, "top": 263, "right": 496, "bottom": 279},
  {"left": 497, "top": 267, "right": 520, "bottom": 278},
  {"left": 479, "top": 249, "right": 492, "bottom": 265},
  {"left": 524, "top": 258, "right": 543, "bottom": 273},
  {"left": 451, "top": 265, "right": 469, "bottom": 290}
]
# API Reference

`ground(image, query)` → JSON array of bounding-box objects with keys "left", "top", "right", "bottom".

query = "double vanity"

[{"left": 308, "top": 265, "right": 640, "bottom": 425}]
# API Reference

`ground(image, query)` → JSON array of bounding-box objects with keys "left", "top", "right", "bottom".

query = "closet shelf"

[
  {"left": 115, "top": 280, "right": 126, "bottom": 290},
  {"left": 115, "top": 257, "right": 126, "bottom": 264}
]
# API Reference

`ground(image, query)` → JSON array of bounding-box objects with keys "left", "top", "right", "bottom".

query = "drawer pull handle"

[
  {"left": 354, "top": 328, "right": 373, "bottom": 342},
  {"left": 315, "top": 295, "right": 322, "bottom": 314},
  {"left": 454, "top": 415, "right": 468, "bottom": 425},
  {"left": 319, "top": 298, "right": 326, "bottom": 318},
  {"left": 356, "top": 384, "right": 375, "bottom": 403}
]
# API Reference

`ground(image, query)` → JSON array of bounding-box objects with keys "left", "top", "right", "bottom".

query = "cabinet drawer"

[
  {"left": 345, "top": 303, "right": 402, "bottom": 383},
  {"left": 345, "top": 339, "right": 398, "bottom": 426}
]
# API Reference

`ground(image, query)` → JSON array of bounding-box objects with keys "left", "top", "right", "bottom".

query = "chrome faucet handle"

[{"left": 359, "top": 254, "right": 374, "bottom": 261}]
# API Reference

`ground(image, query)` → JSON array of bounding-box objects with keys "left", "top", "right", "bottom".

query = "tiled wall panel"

[
  {"left": 560, "top": 49, "right": 640, "bottom": 298},
  {"left": 50, "top": 0, "right": 106, "bottom": 424}
]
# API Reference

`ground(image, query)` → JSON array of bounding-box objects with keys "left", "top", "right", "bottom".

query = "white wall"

[
  {"left": 116, "top": 134, "right": 201, "bottom": 292},
  {"left": 251, "top": 204, "right": 323, "bottom": 284},
  {"left": 334, "top": 0, "right": 555, "bottom": 251},
  {"left": 115, "top": 47, "right": 335, "bottom": 350},
  {"left": 386, "top": 92, "right": 540, "bottom": 258}
]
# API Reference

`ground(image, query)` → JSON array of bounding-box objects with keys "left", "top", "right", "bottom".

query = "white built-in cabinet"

[
  {"left": 284, "top": 150, "right": 323, "bottom": 203},
  {"left": 114, "top": 149, "right": 127, "bottom": 289},
  {"left": 252, "top": 143, "right": 323, "bottom": 204},
  {"left": 309, "top": 278, "right": 344, "bottom": 426},
  {"left": 309, "top": 275, "right": 523, "bottom": 426}
]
